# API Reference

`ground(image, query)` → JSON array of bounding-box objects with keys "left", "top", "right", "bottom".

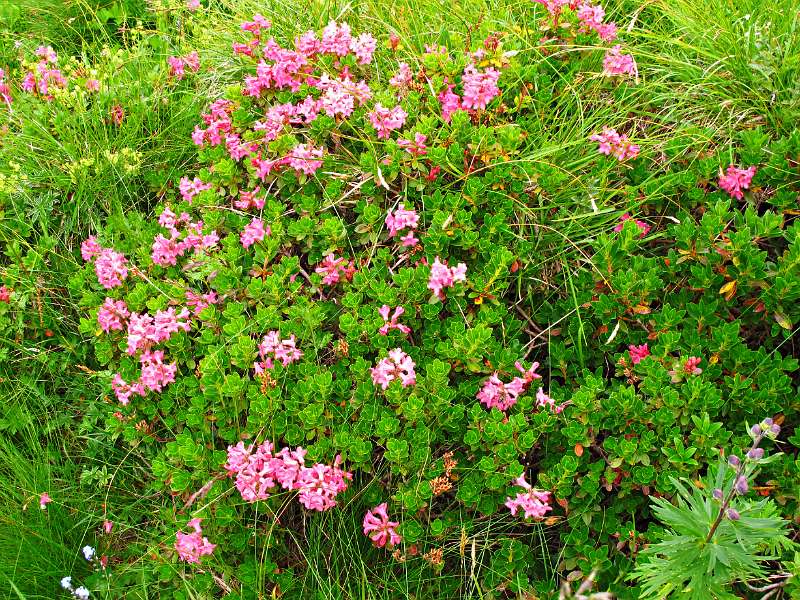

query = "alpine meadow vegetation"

[{"left": 0, "top": 0, "right": 799, "bottom": 599}]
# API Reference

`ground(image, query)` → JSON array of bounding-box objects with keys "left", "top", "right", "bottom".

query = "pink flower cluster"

[
  {"left": 81, "top": 236, "right": 129, "bottom": 289},
  {"left": 254, "top": 331, "right": 303, "bottom": 374},
  {"left": 152, "top": 207, "right": 219, "bottom": 266},
  {"left": 363, "top": 503, "right": 402, "bottom": 548},
  {"left": 477, "top": 361, "right": 545, "bottom": 412},
  {"left": 427, "top": 257, "right": 467, "bottom": 300},
  {"left": 718, "top": 165, "right": 756, "bottom": 200},
  {"left": 368, "top": 103, "right": 408, "bottom": 139},
  {"left": 168, "top": 51, "right": 200, "bottom": 80},
  {"left": 371, "top": 348, "right": 416, "bottom": 390},
  {"left": 614, "top": 213, "right": 650, "bottom": 237},
  {"left": 240, "top": 217, "right": 269, "bottom": 249},
  {"left": 397, "top": 132, "right": 428, "bottom": 157},
  {"left": 603, "top": 45, "right": 637, "bottom": 77},
  {"left": 179, "top": 176, "right": 213, "bottom": 203},
  {"left": 97, "top": 297, "right": 129, "bottom": 332},
  {"left": 505, "top": 475, "right": 553, "bottom": 519},
  {"left": 234, "top": 187, "right": 266, "bottom": 210},
  {"left": 378, "top": 305, "right": 411, "bottom": 336},
  {"left": 192, "top": 99, "right": 234, "bottom": 147},
  {"left": 0, "top": 285, "right": 10, "bottom": 303},
  {"left": 385, "top": 204, "right": 420, "bottom": 246},
  {"left": 389, "top": 62, "right": 413, "bottom": 88},
  {"left": 185, "top": 290, "right": 218, "bottom": 316},
  {"left": 576, "top": 2, "right": 618, "bottom": 41},
  {"left": 0, "top": 69, "right": 11, "bottom": 108},
  {"left": 669, "top": 356, "right": 703, "bottom": 382},
  {"left": 175, "top": 518, "right": 216, "bottom": 563},
  {"left": 125, "top": 307, "right": 191, "bottom": 354},
  {"left": 21, "top": 47, "right": 66, "bottom": 99},
  {"left": 315, "top": 254, "right": 356, "bottom": 285},
  {"left": 628, "top": 343, "right": 650, "bottom": 365},
  {"left": 225, "top": 441, "right": 352, "bottom": 511},
  {"left": 590, "top": 127, "right": 640, "bottom": 161},
  {"left": 436, "top": 63, "right": 502, "bottom": 122}
]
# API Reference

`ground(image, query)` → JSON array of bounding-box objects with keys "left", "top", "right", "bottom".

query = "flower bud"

[
  {"left": 726, "top": 508, "right": 740, "bottom": 521},
  {"left": 770, "top": 423, "right": 781, "bottom": 436},
  {"left": 734, "top": 476, "right": 748, "bottom": 495},
  {"left": 750, "top": 424, "right": 762, "bottom": 436},
  {"left": 728, "top": 455, "right": 740, "bottom": 467},
  {"left": 762, "top": 417, "right": 773, "bottom": 427},
  {"left": 747, "top": 448, "right": 764, "bottom": 460},
  {"left": 712, "top": 488, "right": 723, "bottom": 501}
]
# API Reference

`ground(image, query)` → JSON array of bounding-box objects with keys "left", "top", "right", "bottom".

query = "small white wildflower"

[
  {"left": 81, "top": 545, "right": 95, "bottom": 561},
  {"left": 60, "top": 576, "right": 73, "bottom": 590},
  {"left": 73, "top": 586, "right": 91, "bottom": 600}
]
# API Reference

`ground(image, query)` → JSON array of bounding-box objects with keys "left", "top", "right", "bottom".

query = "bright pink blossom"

[
  {"left": 614, "top": 213, "right": 650, "bottom": 237},
  {"left": 603, "top": 45, "right": 637, "bottom": 77},
  {"left": 427, "top": 257, "right": 467, "bottom": 300},
  {"left": 350, "top": 33, "right": 377, "bottom": 64},
  {"left": 628, "top": 343, "right": 650, "bottom": 365},
  {"left": 320, "top": 21, "right": 352, "bottom": 56},
  {"left": 363, "top": 503, "right": 402, "bottom": 548},
  {"left": 505, "top": 475, "right": 552, "bottom": 519},
  {"left": 285, "top": 143, "right": 324, "bottom": 175},
  {"left": 378, "top": 305, "right": 411, "bottom": 336},
  {"left": 438, "top": 83, "right": 462, "bottom": 122},
  {"left": 185, "top": 290, "right": 218, "bottom": 316},
  {"left": 397, "top": 132, "right": 427, "bottom": 156},
  {"left": 461, "top": 64, "right": 501, "bottom": 110},
  {"left": 385, "top": 204, "right": 419, "bottom": 243},
  {"left": 368, "top": 103, "right": 407, "bottom": 139},
  {"left": 175, "top": 518, "right": 215, "bottom": 563},
  {"left": 314, "top": 254, "right": 355, "bottom": 285},
  {"left": 590, "top": 127, "right": 640, "bottom": 161},
  {"left": 371, "top": 348, "right": 416, "bottom": 390},
  {"left": 389, "top": 62, "right": 413, "bottom": 88},
  {"left": 81, "top": 236, "right": 102, "bottom": 261},
  {"left": 111, "top": 373, "right": 146, "bottom": 405},
  {"left": 240, "top": 217, "right": 269, "bottom": 249},
  {"left": 179, "top": 177, "right": 213, "bottom": 203},
  {"left": 39, "top": 492, "right": 51, "bottom": 509},
  {"left": 0, "top": 286, "right": 10, "bottom": 303},
  {"left": 254, "top": 331, "right": 303, "bottom": 373},
  {"left": 94, "top": 249, "right": 128, "bottom": 289},
  {"left": 98, "top": 297, "right": 129, "bottom": 332},
  {"left": 139, "top": 350, "right": 177, "bottom": 392},
  {"left": 103, "top": 520, "right": 114, "bottom": 533},
  {"left": 478, "top": 361, "right": 544, "bottom": 412},
  {"left": 718, "top": 165, "right": 756, "bottom": 200}
]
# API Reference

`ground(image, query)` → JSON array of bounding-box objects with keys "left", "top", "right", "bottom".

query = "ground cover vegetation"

[{"left": 0, "top": 0, "right": 799, "bottom": 598}]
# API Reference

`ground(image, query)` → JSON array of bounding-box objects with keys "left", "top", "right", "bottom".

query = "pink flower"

[
  {"left": 168, "top": 56, "right": 186, "bottom": 79},
  {"left": 0, "top": 285, "right": 10, "bottom": 303},
  {"left": 397, "top": 132, "right": 428, "bottom": 157},
  {"left": 179, "top": 177, "right": 213, "bottom": 203},
  {"left": 363, "top": 503, "right": 402, "bottom": 548},
  {"left": 175, "top": 518, "right": 216, "bottom": 563},
  {"left": 603, "top": 45, "right": 637, "bottom": 77},
  {"left": 241, "top": 14, "right": 271, "bottom": 35},
  {"left": 294, "top": 457, "right": 352, "bottom": 511},
  {"left": 461, "top": 64, "right": 501, "bottom": 110},
  {"left": 614, "top": 213, "right": 650, "bottom": 237},
  {"left": 477, "top": 373, "right": 526, "bottom": 411},
  {"left": 85, "top": 79, "right": 100, "bottom": 92},
  {"left": 98, "top": 297, "right": 129, "bottom": 332},
  {"left": 427, "top": 257, "right": 467, "bottom": 300},
  {"left": 385, "top": 203, "right": 419, "bottom": 241},
  {"left": 186, "top": 0, "right": 201, "bottom": 9},
  {"left": 669, "top": 356, "right": 703, "bottom": 382},
  {"left": 94, "top": 249, "right": 128, "bottom": 289},
  {"left": 533, "top": 0, "right": 572, "bottom": 17},
  {"left": 185, "top": 290, "right": 217, "bottom": 316},
  {"left": 350, "top": 33, "right": 377, "bottom": 64},
  {"left": 718, "top": 165, "right": 756, "bottom": 200},
  {"left": 285, "top": 143, "right": 324, "bottom": 175},
  {"left": 371, "top": 348, "right": 416, "bottom": 390},
  {"left": 438, "top": 83, "right": 463, "bottom": 122},
  {"left": 184, "top": 51, "right": 200, "bottom": 72},
  {"left": 103, "top": 520, "right": 114, "bottom": 533},
  {"left": 139, "top": 350, "right": 177, "bottom": 392},
  {"left": 390, "top": 62, "right": 413, "bottom": 88},
  {"left": 628, "top": 343, "right": 650, "bottom": 365},
  {"left": 254, "top": 331, "right": 303, "bottom": 373},
  {"left": 295, "top": 31, "right": 321, "bottom": 56},
  {"left": 590, "top": 127, "right": 640, "bottom": 161},
  {"left": 39, "top": 492, "right": 51, "bottom": 509},
  {"left": 320, "top": 21, "right": 352, "bottom": 56},
  {"left": 505, "top": 475, "right": 552, "bottom": 519},
  {"left": 577, "top": 2, "right": 618, "bottom": 41},
  {"left": 81, "top": 236, "right": 102, "bottom": 261},
  {"left": 111, "top": 373, "right": 146, "bottom": 405},
  {"left": 368, "top": 103, "right": 407, "bottom": 139},
  {"left": 314, "top": 254, "right": 355, "bottom": 285},
  {"left": 378, "top": 305, "right": 411, "bottom": 336},
  {"left": 240, "top": 217, "right": 269, "bottom": 249},
  {"left": 36, "top": 46, "right": 58, "bottom": 64}
]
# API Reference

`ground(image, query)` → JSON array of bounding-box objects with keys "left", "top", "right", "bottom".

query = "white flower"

[
  {"left": 73, "top": 586, "right": 91, "bottom": 600},
  {"left": 60, "top": 576, "right": 73, "bottom": 590},
  {"left": 81, "top": 545, "right": 95, "bottom": 561}
]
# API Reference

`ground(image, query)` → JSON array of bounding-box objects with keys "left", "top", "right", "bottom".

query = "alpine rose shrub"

[{"left": 64, "top": 4, "right": 800, "bottom": 597}]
